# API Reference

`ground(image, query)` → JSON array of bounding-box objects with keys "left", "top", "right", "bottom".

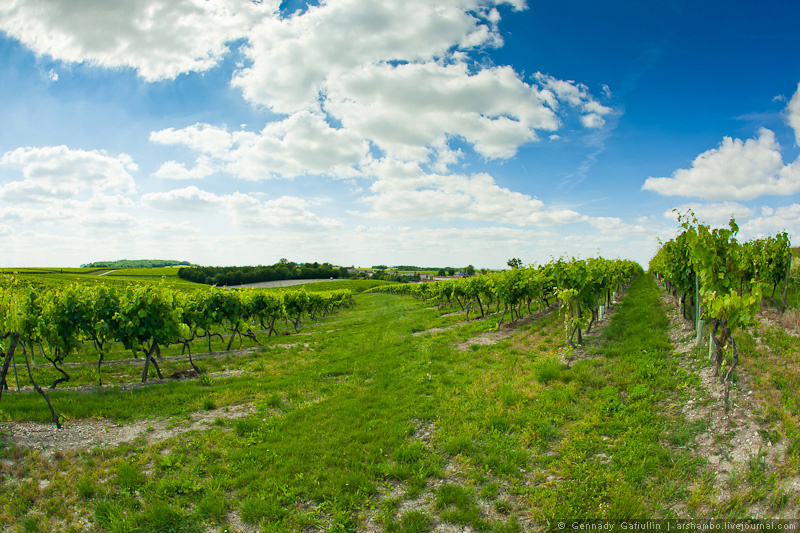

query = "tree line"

[
  {"left": 178, "top": 260, "right": 350, "bottom": 286},
  {"left": 81, "top": 259, "right": 196, "bottom": 268}
]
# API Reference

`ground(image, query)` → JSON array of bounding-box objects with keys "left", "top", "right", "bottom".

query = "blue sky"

[{"left": 0, "top": 0, "right": 799, "bottom": 269}]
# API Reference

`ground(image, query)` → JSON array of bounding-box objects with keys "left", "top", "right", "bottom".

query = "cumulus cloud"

[
  {"left": 741, "top": 204, "right": 800, "bottom": 238},
  {"left": 150, "top": 112, "right": 369, "bottom": 180},
  {"left": 224, "top": 0, "right": 610, "bottom": 171},
  {"left": 358, "top": 159, "right": 583, "bottom": 226},
  {"left": 150, "top": 123, "right": 235, "bottom": 158},
  {"left": 231, "top": 0, "right": 515, "bottom": 113},
  {"left": 326, "top": 62, "right": 559, "bottom": 162},
  {"left": 586, "top": 216, "right": 651, "bottom": 236},
  {"left": 142, "top": 185, "right": 341, "bottom": 231},
  {"left": 225, "top": 193, "right": 342, "bottom": 230},
  {"left": 7, "top": 0, "right": 614, "bottom": 181},
  {"left": 534, "top": 73, "right": 613, "bottom": 128},
  {"left": 787, "top": 82, "right": 800, "bottom": 146},
  {"left": 0, "top": 0, "right": 275, "bottom": 81},
  {"left": 664, "top": 201, "right": 755, "bottom": 226},
  {"left": 152, "top": 160, "right": 215, "bottom": 180},
  {"left": 141, "top": 185, "right": 223, "bottom": 211},
  {"left": 0, "top": 145, "right": 137, "bottom": 202},
  {"left": 641, "top": 128, "right": 800, "bottom": 201}
]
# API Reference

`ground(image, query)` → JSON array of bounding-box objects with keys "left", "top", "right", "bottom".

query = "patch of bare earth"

[
  {"left": 758, "top": 307, "right": 800, "bottom": 337},
  {"left": 359, "top": 420, "right": 528, "bottom": 533},
  {"left": 454, "top": 304, "right": 557, "bottom": 352},
  {"left": 0, "top": 403, "right": 256, "bottom": 458},
  {"left": 658, "top": 288, "right": 800, "bottom": 518},
  {"left": 562, "top": 284, "right": 632, "bottom": 365}
]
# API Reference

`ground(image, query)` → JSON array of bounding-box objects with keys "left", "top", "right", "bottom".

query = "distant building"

[{"left": 432, "top": 275, "right": 463, "bottom": 281}]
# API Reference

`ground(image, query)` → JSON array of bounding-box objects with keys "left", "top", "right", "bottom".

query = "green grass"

[
  {"left": 1, "top": 273, "right": 797, "bottom": 531},
  {"left": 1, "top": 267, "right": 201, "bottom": 289}
]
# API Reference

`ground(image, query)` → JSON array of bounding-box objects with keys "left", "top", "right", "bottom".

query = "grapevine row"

[
  {"left": 0, "top": 279, "right": 352, "bottom": 427},
  {"left": 648, "top": 213, "right": 792, "bottom": 410},
  {"left": 367, "top": 257, "right": 643, "bottom": 345}
]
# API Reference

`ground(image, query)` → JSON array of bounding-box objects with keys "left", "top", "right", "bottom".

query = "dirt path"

[
  {"left": 454, "top": 304, "right": 557, "bottom": 351},
  {"left": 0, "top": 403, "right": 256, "bottom": 458},
  {"left": 659, "top": 289, "right": 800, "bottom": 518},
  {"left": 560, "top": 283, "right": 632, "bottom": 365},
  {"left": 410, "top": 302, "right": 558, "bottom": 348}
]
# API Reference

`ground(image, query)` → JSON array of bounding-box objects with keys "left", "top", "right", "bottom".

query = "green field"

[
  {"left": 0, "top": 267, "right": 199, "bottom": 289},
  {"left": 0, "top": 274, "right": 798, "bottom": 531},
  {"left": 0, "top": 268, "right": 390, "bottom": 293}
]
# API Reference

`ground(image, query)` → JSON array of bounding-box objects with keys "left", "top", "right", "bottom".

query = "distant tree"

[
  {"left": 507, "top": 258, "right": 523, "bottom": 269},
  {"left": 447, "top": 268, "right": 456, "bottom": 276},
  {"left": 437, "top": 269, "right": 446, "bottom": 276},
  {"left": 465, "top": 265, "right": 476, "bottom": 276}
]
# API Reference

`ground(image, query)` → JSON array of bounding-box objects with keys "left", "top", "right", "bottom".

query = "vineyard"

[
  {"left": 649, "top": 213, "right": 793, "bottom": 410},
  {"left": 366, "top": 257, "right": 643, "bottom": 346},
  {"left": 0, "top": 280, "right": 356, "bottom": 428},
  {"left": 0, "top": 244, "right": 799, "bottom": 531}
]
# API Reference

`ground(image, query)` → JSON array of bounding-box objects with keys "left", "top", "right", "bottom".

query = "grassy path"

[{"left": 2, "top": 274, "right": 795, "bottom": 532}]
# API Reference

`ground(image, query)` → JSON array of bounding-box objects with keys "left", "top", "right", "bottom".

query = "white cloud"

[
  {"left": 358, "top": 159, "right": 582, "bottom": 226},
  {"left": 152, "top": 160, "right": 215, "bottom": 180},
  {"left": 9, "top": 0, "right": 613, "bottom": 181},
  {"left": 150, "top": 123, "right": 234, "bottom": 158},
  {"left": 0, "top": 145, "right": 137, "bottom": 202},
  {"left": 231, "top": 0, "right": 515, "bottom": 113},
  {"left": 664, "top": 201, "right": 755, "bottom": 226},
  {"left": 587, "top": 216, "right": 651, "bottom": 236},
  {"left": 141, "top": 185, "right": 223, "bottom": 211},
  {"left": 741, "top": 204, "right": 800, "bottom": 240},
  {"left": 642, "top": 128, "right": 800, "bottom": 200},
  {"left": 225, "top": 193, "right": 342, "bottom": 230},
  {"left": 0, "top": 0, "right": 276, "bottom": 81},
  {"left": 325, "top": 62, "right": 559, "bottom": 162},
  {"left": 78, "top": 211, "right": 139, "bottom": 230},
  {"left": 535, "top": 73, "right": 613, "bottom": 128},
  {"left": 141, "top": 185, "right": 341, "bottom": 231},
  {"left": 226, "top": 0, "right": 609, "bottom": 171},
  {"left": 150, "top": 112, "right": 369, "bottom": 180},
  {"left": 787, "top": 82, "right": 800, "bottom": 146}
]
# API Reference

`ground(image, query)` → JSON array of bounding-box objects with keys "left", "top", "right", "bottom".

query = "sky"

[{"left": 0, "top": 0, "right": 799, "bottom": 269}]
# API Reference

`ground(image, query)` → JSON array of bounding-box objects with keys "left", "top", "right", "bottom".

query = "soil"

[
  {"left": 0, "top": 403, "right": 256, "bottom": 459},
  {"left": 659, "top": 289, "right": 800, "bottom": 518},
  {"left": 454, "top": 304, "right": 557, "bottom": 352},
  {"left": 359, "top": 419, "right": 531, "bottom": 533},
  {"left": 561, "top": 284, "right": 631, "bottom": 365}
]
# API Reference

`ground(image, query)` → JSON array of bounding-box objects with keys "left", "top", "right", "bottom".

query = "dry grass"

[{"left": 779, "top": 308, "right": 800, "bottom": 335}]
